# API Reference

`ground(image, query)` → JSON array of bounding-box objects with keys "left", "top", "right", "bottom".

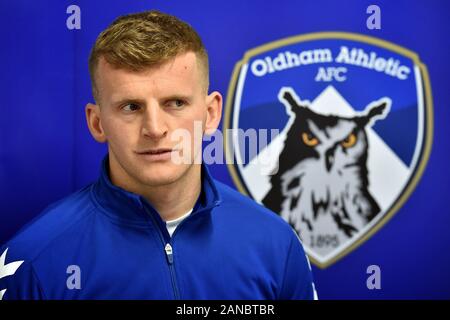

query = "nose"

[
  {"left": 141, "top": 103, "right": 168, "bottom": 140},
  {"left": 325, "top": 147, "right": 336, "bottom": 172}
]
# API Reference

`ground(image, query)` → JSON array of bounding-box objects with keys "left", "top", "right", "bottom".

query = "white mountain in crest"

[{"left": 239, "top": 85, "right": 410, "bottom": 211}]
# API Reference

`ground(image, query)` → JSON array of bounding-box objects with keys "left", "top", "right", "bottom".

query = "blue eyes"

[
  {"left": 168, "top": 99, "right": 186, "bottom": 108},
  {"left": 121, "top": 100, "right": 186, "bottom": 112}
]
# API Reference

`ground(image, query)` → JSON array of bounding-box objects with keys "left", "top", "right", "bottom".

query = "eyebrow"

[
  {"left": 110, "top": 97, "right": 147, "bottom": 107},
  {"left": 161, "top": 94, "right": 193, "bottom": 103},
  {"left": 110, "top": 94, "right": 193, "bottom": 107}
]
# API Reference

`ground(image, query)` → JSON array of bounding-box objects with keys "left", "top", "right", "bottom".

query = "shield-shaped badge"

[{"left": 224, "top": 32, "right": 433, "bottom": 268}]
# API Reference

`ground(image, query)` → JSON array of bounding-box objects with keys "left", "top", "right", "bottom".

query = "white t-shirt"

[{"left": 165, "top": 208, "right": 193, "bottom": 237}]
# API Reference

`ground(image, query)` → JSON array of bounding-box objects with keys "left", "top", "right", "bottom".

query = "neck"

[
  {"left": 109, "top": 158, "right": 202, "bottom": 222},
  {"left": 143, "top": 165, "right": 201, "bottom": 222}
]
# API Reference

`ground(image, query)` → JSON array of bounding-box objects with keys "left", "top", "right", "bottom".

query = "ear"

[
  {"left": 85, "top": 103, "right": 107, "bottom": 143},
  {"left": 204, "top": 91, "right": 223, "bottom": 135},
  {"left": 358, "top": 97, "right": 391, "bottom": 127}
]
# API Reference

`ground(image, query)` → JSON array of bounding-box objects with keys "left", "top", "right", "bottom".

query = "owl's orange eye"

[
  {"left": 341, "top": 133, "right": 357, "bottom": 148},
  {"left": 301, "top": 132, "right": 319, "bottom": 147}
]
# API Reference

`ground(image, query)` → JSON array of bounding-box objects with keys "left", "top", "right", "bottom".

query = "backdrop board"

[{"left": 0, "top": 0, "right": 449, "bottom": 299}]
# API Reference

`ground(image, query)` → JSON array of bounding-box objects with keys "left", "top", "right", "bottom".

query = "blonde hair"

[{"left": 88, "top": 10, "right": 209, "bottom": 101}]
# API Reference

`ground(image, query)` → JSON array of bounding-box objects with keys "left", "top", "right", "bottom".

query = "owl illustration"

[{"left": 262, "top": 88, "right": 391, "bottom": 239}]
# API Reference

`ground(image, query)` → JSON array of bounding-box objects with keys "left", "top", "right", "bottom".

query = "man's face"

[{"left": 86, "top": 51, "right": 221, "bottom": 189}]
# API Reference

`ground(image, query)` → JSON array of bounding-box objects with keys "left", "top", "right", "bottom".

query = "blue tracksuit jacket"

[{"left": 0, "top": 156, "right": 315, "bottom": 299}]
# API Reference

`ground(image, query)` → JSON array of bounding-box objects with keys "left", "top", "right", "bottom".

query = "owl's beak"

[{"left": 325, "top": 148, "right": 336, "bottom": 172}]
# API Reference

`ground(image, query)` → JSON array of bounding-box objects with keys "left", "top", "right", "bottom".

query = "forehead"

[{"left": 95, "top": 51, "right": 203, "bottom": 103}]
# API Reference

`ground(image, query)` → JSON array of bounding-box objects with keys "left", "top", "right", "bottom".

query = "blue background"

[{"left": 0, "top": 0, "right": 449, "bottom": 299}]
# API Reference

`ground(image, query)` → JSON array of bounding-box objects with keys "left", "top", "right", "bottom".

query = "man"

[{"left": 0, "top": 10, "right": 316, "bottom": 299}]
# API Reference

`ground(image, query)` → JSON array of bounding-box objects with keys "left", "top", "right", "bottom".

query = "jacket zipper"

[
  {"left": 146, "top": 209, "right": 181, "bottom": 300},
  {"left": 144, "top": 203, "right": 219, "bottom": 299},
  {"left": 164, "top": 243, "right": 180, "bottom": 298}
]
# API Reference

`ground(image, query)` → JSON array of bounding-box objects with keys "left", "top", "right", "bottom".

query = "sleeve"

[
  {"left": 278, "top": 231, "right": 318, "bottom": 300},
  {"left": 0, "top": 245, "right": 45, "bottom": 300}
]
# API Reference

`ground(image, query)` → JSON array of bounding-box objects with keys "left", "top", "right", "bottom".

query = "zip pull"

[{"left": 164, "top": 243, "right": 174, "bottom": 264}]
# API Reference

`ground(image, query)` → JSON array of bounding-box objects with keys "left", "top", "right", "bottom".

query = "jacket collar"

[{"left": 91, "top": 155, "right": 221, "bottom": 226}]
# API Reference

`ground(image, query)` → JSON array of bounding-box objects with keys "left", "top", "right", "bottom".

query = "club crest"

[{"left": 224, "top": 32, "right": 433, "bottom": 268}]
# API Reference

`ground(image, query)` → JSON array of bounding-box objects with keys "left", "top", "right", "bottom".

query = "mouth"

[
  {"left": 135, "top": 148, "right": 176, "bottom": 161},
  {"left": 137, "top": 148, "right": 173, "bottom": 155}
]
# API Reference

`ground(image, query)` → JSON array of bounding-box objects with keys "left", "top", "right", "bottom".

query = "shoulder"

[
  {"left": 2, "top": 184, "right": 97, "bottom": 264},
  {"left": 213, "top": 179, "right": 294, "bottom": 238},
  {"left": 212, "top": 180, "right": 316, "bottom": 299}
]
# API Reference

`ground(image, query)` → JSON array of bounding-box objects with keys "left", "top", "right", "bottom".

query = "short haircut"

[{"left": 88, "top": 10, "right": 209, "bottom": 102}]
